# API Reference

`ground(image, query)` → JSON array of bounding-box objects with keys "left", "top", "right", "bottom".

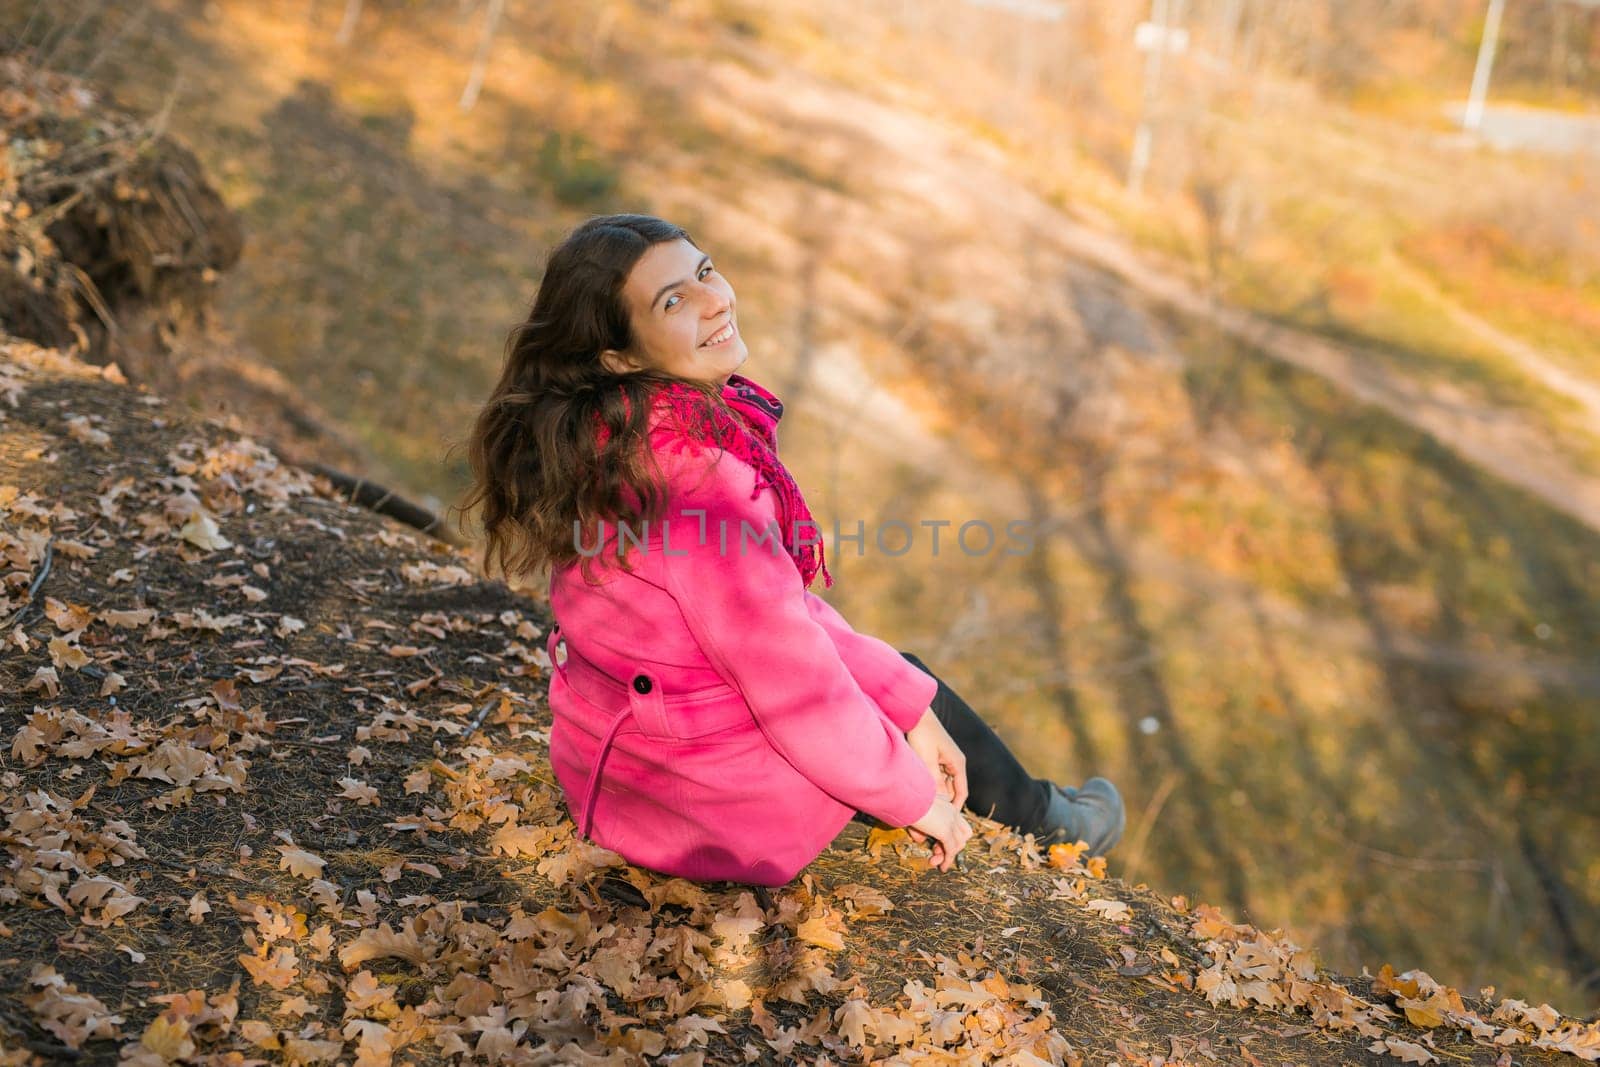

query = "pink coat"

[{"left": 545, "top": 379, "right": 938, "bottom": 886}]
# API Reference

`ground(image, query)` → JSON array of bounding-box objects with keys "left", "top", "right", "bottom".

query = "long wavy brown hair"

[{"left": 457, "top": 214, "right": 733, "bottom": 586}]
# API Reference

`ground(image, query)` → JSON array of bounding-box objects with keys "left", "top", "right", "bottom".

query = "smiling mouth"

[{"left": 700, "top": 321, "right": 737, "bottom": 348}]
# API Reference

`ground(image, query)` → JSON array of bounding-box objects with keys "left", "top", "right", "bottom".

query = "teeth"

[{"left": 702, "top": 323, "right": 733, "bottom": 347}]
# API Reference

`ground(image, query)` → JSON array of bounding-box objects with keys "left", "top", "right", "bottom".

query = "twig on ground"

[
  {"left": 467, "top": 696, "right": 499, "bottom": 735},
  {"left": 146, "top": 852, "right": 253, "bottom": 884},
  {"left": 1, "top": 538, "right": 55, "bottom": 630}
]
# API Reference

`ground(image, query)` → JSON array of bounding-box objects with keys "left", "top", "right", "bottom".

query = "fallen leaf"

[
  {"left": 337, "top": 777, "right": 379, "bottom": 806},
  {"left": 277, "top": 845, "right": 327, "bottom": 880},
  {"left": 179, "top": 510, "right": 231, "bottom": 551},
  {"left": 1086, "top": 899, "right": 1132, "bottom": 921},
  {"left": 48, "top": 636, "right": 91, "bottom": 670},
  {"left": 1371, "top": 1038, "right": 1439, "bottom": 1064},
  {"left": 796, "top": 909, "right": 846, "bottom": 950}
]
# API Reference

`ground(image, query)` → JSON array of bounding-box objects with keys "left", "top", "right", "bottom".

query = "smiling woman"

[
  {"left": 596, "top": 241, "right": 750, "bottom": 385},
  {"left": 458, "top": 213, "right": 1123, "bottom": 888}
]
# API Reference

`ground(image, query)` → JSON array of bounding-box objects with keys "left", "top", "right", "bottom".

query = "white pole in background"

[
  {"left": 1128, "top": 0, "right": 1178, "bottom": 196},
  {"left": 1463, "top": 0, "right": 1507, "bottom": 131}
]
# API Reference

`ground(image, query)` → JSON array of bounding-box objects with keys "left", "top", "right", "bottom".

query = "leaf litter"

[{"left": 3, "top": 342, "right": 1597, "bottom": 1065}]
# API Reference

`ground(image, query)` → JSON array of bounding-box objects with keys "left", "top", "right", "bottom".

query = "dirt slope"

[{"left": 4, "top": 342, "right": 1597, "bottom": 1065}]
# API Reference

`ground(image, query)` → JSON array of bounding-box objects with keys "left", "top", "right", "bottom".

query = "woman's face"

[{"left": 601, "top": 238, "right": 748, "bottom": 385}]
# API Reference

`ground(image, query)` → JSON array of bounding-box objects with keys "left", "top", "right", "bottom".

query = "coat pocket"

[
  {"left": 663, "top": 684, "right": 756, "bottom": 741},
  {"left": 551, "top": 627, "right": 752, "bottom": 743},
  {"left": 625, "top": 666, "right": 754, "bottom": 741}
]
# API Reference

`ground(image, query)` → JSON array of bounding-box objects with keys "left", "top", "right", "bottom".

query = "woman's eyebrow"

[{"left": 649, "top": 254, "right": 711, "bottom": 310}]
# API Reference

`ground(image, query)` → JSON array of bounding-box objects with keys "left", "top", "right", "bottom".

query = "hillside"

[
  {"left": 6, "top": 0, "right": 1600, "bottom": 1013},
  {"left": 7, "top": 338, "right": 1600, "bottom": 1065}
]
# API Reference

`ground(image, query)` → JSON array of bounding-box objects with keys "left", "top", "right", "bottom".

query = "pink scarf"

[{"left": 593, "top": 373, "right": 833, "bottom": 590}]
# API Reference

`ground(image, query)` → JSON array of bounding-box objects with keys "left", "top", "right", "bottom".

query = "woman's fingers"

[{"left": 941, "top": 747, "right": 969, "bottom": 811}]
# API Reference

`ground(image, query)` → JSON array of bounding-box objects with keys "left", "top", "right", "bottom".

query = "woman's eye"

[{"left": 664, "top": 267, "right": 715, "bottom": 311}]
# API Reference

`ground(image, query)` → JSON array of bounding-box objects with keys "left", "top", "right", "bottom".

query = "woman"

[{"left": 463, "top": 213, "right": 1123, "bottom": 888}]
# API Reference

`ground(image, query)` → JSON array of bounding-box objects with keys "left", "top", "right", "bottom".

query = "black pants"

[{"left": 881, "top": 651, "right": 1055, "bottom": 833}]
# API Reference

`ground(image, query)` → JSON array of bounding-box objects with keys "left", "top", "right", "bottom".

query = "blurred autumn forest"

[{"left": 4, "top": 0, "right": 1600, "bottom": 1016}]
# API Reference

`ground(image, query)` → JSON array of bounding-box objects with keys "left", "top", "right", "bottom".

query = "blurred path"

[
  {"left": 1044, "top": 212, "right": 1600, "bottom": 534},
  {"left": 1386, "top": 253, "right": 1600, "bottom": 427},
  {"left": 1440, "top": 102, "right": 1600, "bottom": 155}
]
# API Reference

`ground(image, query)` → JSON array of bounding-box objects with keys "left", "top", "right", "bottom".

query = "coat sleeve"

[
  {"left": 652, "top": 443, "right": 938, "bottom": 829},
  {"left": 803, "top": 593, "right": 936, "bottom": 734}
]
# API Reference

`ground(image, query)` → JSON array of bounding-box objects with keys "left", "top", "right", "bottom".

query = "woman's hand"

[
  {"left": 905, "top": 708, "right": 968, "bottom": 811},
  {"left": 909, "top": 797, "right": 972, "bottom": 872}
]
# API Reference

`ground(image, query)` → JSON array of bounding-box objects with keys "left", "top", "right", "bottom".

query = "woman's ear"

[{"left": 599, "top": 348, "right": 637, "bottom": 376}]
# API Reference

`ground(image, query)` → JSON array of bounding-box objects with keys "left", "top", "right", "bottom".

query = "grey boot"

[{"left": 1036, "top": 777, "right": 1125, "bottom": 856}]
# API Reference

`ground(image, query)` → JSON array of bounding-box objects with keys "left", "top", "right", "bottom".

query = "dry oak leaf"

[
  {"left": 344, "top": 1018, "right": 400, "bottom": 1067},
  {"left": 99, "top": 607, "right": 155, "bottom": 628},
  {"left": 834, "top": 998, "right": 874, "bottom": 1048},
  {"left": 1371, "top": 1037, "right": 1439, "bottom": 1064},
  {"left": 53, "top": 538, "right": 98, "bottom": 561},
  {"left": 488, "top": 822, "right": 559, "bottom": 859},
  {"left": 238, "top": 945, "right": 299, "bottom": 990},
  {"left": 710, "top": 909, "right": 765, "bottom": 950},
  {"left": 711, "top": 978, "right": 754, "bottom": 1011},
  {"left": 277, "top": 844, "right": 327, "bottom": 880},
  {"left": 1494, "top": 998, "right": 1563, "bottom": 1033},
  {"left": 48, "top": 636, "right": 91, "bottom": 670},
  {"left": 665, "top": 1014, "right": 726, "bottom": 1049},
  {"left": 337, "top": 777, "right": 379, "bottom": 806},
  {"left": 281, "top": 1035, "right": 343, "bottom": 1063},
  {"left": 1086, "top": 898, "right": 1132, "bottom": 921},
  {"left": 132, "top": 1013, "right": 196, "bottom": 1064},
  {"left": 307, "top": 924, "right": 336, "bottom": 960},
  {"left": 1048, "top": 841, "right": 1089, "bottom": 870},
  {"left": 45, "top": 598, "right": 95, "bottom": 631},
  {"left": 796, "top": 908, "right": 847, "bottom": 951},
  {"left": 832, "top": 883, "right": 894, "bottom": 917},
  {"left": 1533, "top": 1024, "right": 1600, "bottom": 1060},
  {"left": 24, "top": 965, "right": 124, "bottom": 1049},
  {"left": 145, "top": 987, "right": 239, "bottom": 1048},
  {"left": 1196, "top": 965, "right": 1238, "bottom": 1007},
  {"left": 237, "top": 1019, "right": 279, "bottom": 1049},
  {"left": 25, "top": 665, "right": 60, "bottom": 697},
  {"left": 338, "top": 923, "right": 434, "bottom": 971},
  {"left": 173, "top": 608, "right": 245, "bottom": 632},
  {"left": 536, "top": 838, "right": 624, "bottom": 887},
  {"left": 65, "top": 415, "right": 111, "bottom": 447},
  {"left": 1397, "top": 990, "right": 1458, "bottom": 1029},
  {"left": 66, "top": 876, "right": 146, "bottom": 925},
  {"left": 400, "top": 561, "right": 475, "bottom": 586},
  {"left": 178, "top": 510, "right": 231, "bottom": 551},
  {"left": 343, "top": 971, "right": 400, "bottom": 1021},
  {"left": 865, "top": 825, "right": 912, "bottom": 858}
]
